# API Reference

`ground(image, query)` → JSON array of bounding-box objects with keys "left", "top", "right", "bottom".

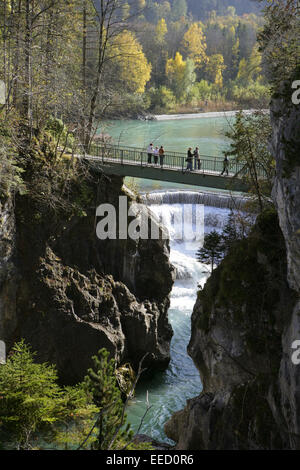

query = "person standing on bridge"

[
  {"left": 185, "top": 148, "right": 193, "bottom": 172},
  {"left": 159, "top": 146, "right": 165, "bottom": 168},
  {"left": 147, "top": 143, "right": 153, "bottom": 164},
  {"left": 193, "top": 147, "right": 201, "bottom": 171},
  {"left": 221, "top": 156, "right": 229, "bottom": 176},
  {"left": 153, "top": 146, "right": 159, "bottom": 164}
]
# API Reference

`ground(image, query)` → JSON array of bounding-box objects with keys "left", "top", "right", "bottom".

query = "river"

[
  {"left": 126, "top": 195, "right": 230, "bottom": 445},
  {"left": 99, "top": 115, "right": 232, "bottom": 155},
  {"left": 103, "top": 115, "right": 235, "bottom": 444}
]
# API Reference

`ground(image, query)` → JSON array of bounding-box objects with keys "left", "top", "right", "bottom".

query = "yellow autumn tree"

[
  {"left": 182, "top": 22, "right": 207, "bottom": 67},
  {"left": 155, "top": 18, "right": 168, "bottom": 44},
  {"left": 166, "top": 52, "right": 186, "bottom": 90},
  {"left": 166, "top": 51, "right": 195, "bottom": 101},
  {"left": 206, "top": 54, "right": 226, "bottom": 88},
  {"left": 112, "top": 31, "right": 151, "bottom": 93}
]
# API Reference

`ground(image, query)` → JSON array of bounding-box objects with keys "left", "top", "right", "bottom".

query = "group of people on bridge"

[
  {"left": 185, "top": 147, "right": 202, "bottom": 172},
  {"left": 147, "top": 143, "right": 165, "bottom": 166},
  {"left": 146, "top": 142, "right": 230, "bottom": 176}
]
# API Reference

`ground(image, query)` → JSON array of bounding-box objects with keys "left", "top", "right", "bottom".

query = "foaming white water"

[
  {"left": 142, "top": 190, "right": 249, "bottom": 210},
  {"left": 126, "top": 191, "right": 230, "bottom": 444}
]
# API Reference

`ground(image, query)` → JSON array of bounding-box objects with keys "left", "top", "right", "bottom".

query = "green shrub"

[{"left": 148, "top": 86, "right": 176, "bottom": 111}]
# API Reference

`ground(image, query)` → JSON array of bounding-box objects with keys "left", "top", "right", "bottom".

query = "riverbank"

[{"left": 154, "top": 109, "right": 269, "bottom": 121}]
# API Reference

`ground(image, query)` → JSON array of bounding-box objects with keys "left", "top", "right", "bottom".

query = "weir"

[{"left": 142, "top": 190, "right": 250, "bottom": 210}]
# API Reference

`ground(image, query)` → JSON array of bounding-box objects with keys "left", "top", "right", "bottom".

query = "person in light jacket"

[
  {"left": 153, "top": 146, "right": 159, "bottom": 164},
  {"left": 147, "top": 143, "right": 153, "bottom": 164}
]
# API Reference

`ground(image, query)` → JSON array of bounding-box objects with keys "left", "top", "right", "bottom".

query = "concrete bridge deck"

[{"left": 79, "top": 144, "right": 265, "bottom": 192}]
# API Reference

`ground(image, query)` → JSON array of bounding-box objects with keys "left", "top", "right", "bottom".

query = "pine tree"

[
  {"left": 221, "top": 211, "right": 240, "bottom": 254},
  {"left": 196, "top": 230, "right": 224, "bottom": 273},
  {"left": 84, "top": 348, "right": 133, "bottom": 450},
  {"left": 0, "top": 340, "right": 63, "bottom": 449}
]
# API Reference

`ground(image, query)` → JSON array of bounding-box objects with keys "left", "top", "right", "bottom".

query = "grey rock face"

[
  {"left": 0, "top": 173, "right": 174, "bottom": 383},
  {"left": 270, "top": 84, "right": 300, "bottom": 447},
  {"left": 165, "top": 82, "right": 300, "bottom": 449},
  {"left": 0, "top": 197, "right": 18, "bottom": 348},
  {"left": 271, "top": 86, "right": 300, "bottom": 291},
  {"left": 18, "top": 246, "right": 172, "bottom": 384}
]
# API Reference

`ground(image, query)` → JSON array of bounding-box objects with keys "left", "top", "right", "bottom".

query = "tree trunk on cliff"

[
  {"left": 23, "top": 0, "right": 33, "bottom": 133},
  {"left": 12, "top": 0, "right": 22, "bottom": 108},
  {"left": 84, "top": 0, "right": 108, "bottom": 150},
  {"left": 84, "top": 0, "right": 133, "bottom": 151},
  {"left": 82, "top": 0, "right": 87, "bottom": 146}
]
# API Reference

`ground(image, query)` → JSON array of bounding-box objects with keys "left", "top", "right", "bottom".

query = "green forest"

[
  {"left": 0, "top": 0, "right": 270, "bottom": 133},
  {"left": 91, "top": 0, "right": 269, "bottom": 114},
  {"left": 133, "top": 0, "right": 268, "bottom": 113},
  {"left": 0, "top": 0, "right": 299, "bottom": 452}
]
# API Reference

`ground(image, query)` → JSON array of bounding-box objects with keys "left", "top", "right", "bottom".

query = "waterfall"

[
  {"left": 126, "top": 189, "right": 231, "bottom": 443},
  {"left": 144, "top": 190, "right": 231, "bottom": 281},
  {"left": 142, "top": 189, "right": 250, "bottom": 210}
]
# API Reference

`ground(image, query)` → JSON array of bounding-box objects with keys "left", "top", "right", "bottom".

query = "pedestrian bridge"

[{"left": 79, "top": 143, "right": 262, "bottom": 192}]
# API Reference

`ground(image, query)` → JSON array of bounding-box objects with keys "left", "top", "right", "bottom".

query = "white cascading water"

[{"left": 126, "top": 191, "right": 231, "bottom": 444}]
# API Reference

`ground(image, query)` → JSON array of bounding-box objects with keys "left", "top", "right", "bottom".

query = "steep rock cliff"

[
  {"left": 270, "top": 80, "right": 300, "bottom": 447},
  {"left": 0, "top": 196, "right": 18, "bottom": 347},
  {"left": 1, "top": 171, "right": 175, "bottom": 383},
  {"left": 165, "top": 78, "right": 300, "bottom": 449},
  {"left": 165, "top": 210, "right": 296, "bottom": 449}
]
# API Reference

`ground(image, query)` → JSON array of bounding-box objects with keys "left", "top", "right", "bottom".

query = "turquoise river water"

[{"left": 102, "top": 115, "right": 233, "bottom": 445}]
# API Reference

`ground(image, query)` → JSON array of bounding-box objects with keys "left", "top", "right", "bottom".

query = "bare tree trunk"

[
  {"left": 246, "top": 132, "right": 263, "bottom": 213},
  {"left": 82, "top": 0, "right": 87, "bottom": 146},
  {"left": 84, "top": 0, "right": 118, "bottom": 150},
  {"left": 84, "top": 0, "right": 105, "bottom": 150},
  {"left": 3, "top": 0, "right": 8, "bottom": 107},
  {"left": 23, "top": 0, "right": 33, "bottom": 135},
  {"left": 12, "top": 0, "right": 22, "bottom": 107}
]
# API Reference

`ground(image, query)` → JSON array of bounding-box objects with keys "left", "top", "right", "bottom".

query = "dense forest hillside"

[
  {"left": 145, "top": 0, "right": 261, "bottom": 20},
  {"left": 90, "top": 0, "right": 269, "bottom": 115},
  {"left": 187, "top": 0, "right": 261, "bottom": 18}
]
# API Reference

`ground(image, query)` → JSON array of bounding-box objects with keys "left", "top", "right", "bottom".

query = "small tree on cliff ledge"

[
  {"left": 196, "top": 230, "right": 224, "bottom": 273},
  {"left": 83, "top": 348, "right": 133, "bottom": 450}
]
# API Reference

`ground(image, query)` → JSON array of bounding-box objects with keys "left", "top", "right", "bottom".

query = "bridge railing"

[{"left": 86, "top": 143, "right": 267, "bottom": 179}]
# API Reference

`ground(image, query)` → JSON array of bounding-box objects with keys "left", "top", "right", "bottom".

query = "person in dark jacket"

[
  {"left": 221, "top": 156, "right": 229, "bottom": 176},
  {"left": 194, "top": 147, "right": 201, "bottom": 170},
  {"left": 159, "top": 146, "right": 165, "bottom": 167},
  {"left": 153, "top": 146, "right": 159, "bottom": 164},
  {"left": 186, "top": 147, "right": 193, "bottom": 171}
]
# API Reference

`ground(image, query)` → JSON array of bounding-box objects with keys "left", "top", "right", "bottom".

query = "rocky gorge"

[
  {"left": 0, "top": 170, "right": 175, "bottom": 384},
  {"left": 165, "top": 77, "right": 300, "bottom": 449}
]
